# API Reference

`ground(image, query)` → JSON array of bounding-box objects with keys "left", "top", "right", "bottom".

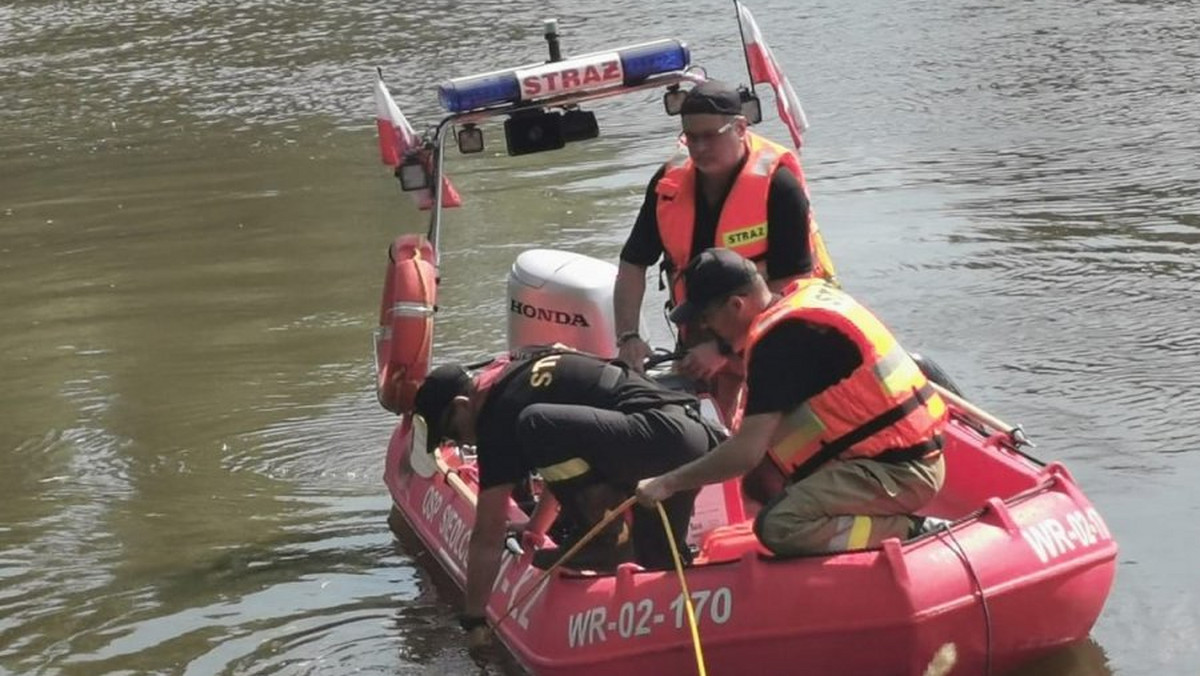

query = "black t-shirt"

[
  {"left": 474, "top": 352, "right": 697, "bottom": 489},
  {"left": 619, "top": 162, "right": 812, "bottom": 280},
  {"left": 743, "top": 318, "right": 863, "bottom": 417}
]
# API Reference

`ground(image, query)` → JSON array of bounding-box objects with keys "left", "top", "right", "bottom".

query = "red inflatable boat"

[
  {"left": 384, "top": 383, "right": 1116, "bottom": 676},
  {"left": 371, "top": 13, "right": 1117, "bottom": 674}
]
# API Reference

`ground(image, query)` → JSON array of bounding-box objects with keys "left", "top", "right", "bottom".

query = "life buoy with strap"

[{"left": 375, "top": 234, "right": 438, "bottom": 414}]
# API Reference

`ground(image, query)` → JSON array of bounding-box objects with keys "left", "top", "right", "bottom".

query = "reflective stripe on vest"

[
  {"left": 654, "top": 132, "right": 836, "bottom": 308},
  {"left": 744, "top": 279, "right": 946, "bottom": 479}
]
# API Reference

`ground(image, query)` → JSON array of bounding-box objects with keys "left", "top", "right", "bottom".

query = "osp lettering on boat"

[
  {"left": 516, "top": 53, "right": 624, "bottom": 99},
  {"left": 566, "top": 587, "right": 734, "bottom": 647},
  {"left": 509, "top": 299, "right": 591, "bottom": 327},
  {"left": 438, "top": 503, "right": 471, "bottom": 564},
  {"left": 1020, "top": 508, "right": 1112, "bottom": 564},
  {"left": 419, "top": 484, "right": 471, "bottom": 568},
  {"left": 420, "top": 484, "right": 445, "bottom": 522}
]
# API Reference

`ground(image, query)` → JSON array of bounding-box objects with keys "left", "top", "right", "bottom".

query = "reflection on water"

[
  {"left": 2, "top": 0, "right": 1198, "bottom": 674},
  {"left": 1008, "top": 639, "right": 1112, "bottom": 676}
]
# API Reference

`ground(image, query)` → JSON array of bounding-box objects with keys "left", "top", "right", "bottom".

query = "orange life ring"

[{"left": 375, "top": 234, "right": 437, "bottom": 413}]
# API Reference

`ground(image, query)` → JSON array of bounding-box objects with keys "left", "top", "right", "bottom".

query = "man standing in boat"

[
  {"left": 636, "top": 248, "right": 947, "bottom": 555},
  {"left": 412, "top": 350, "right": 722, "bottom": 654},
  {"left": 613, "top": 80, "right": 837, "bottom": 420}
]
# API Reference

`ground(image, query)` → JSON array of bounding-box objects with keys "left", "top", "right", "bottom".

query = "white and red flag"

[
  {"left": 373, "top": 71, "right": 461, "bottom": 209},
  {"left": 737, "top": 2, "right": 810, "bottom": 149}
]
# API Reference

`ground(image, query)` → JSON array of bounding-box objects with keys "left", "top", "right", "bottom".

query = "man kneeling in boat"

[
  {"left": 636, "top": 248, "right": 947, "bottom": 555},
  {"left": 413, "top": 351, "right": 723, "bottom": 632}
]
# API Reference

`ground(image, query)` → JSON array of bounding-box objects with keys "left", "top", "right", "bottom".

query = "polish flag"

[
  {"left": 374, "top": 71, "right": 462, "bottom": 209},
  {"left": 737, "top": 2, "right": 810, "bottom": 149}
]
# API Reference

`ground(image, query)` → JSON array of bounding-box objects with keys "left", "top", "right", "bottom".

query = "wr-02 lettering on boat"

[
  {"left": 1021, "top": 508, "right": 1112, "bottom": 564},
  {"left": 567, "top": 587, "right": 733, "bottom": 647},
  {"left": 509, "top": 300, "right": 592, "bottom": 327},
  {"left": 567, "top": 606, "right": 610, "bottom": 647}
]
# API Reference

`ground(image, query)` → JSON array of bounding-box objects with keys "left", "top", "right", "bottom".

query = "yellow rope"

[
  {"left": 486, "top": 497, "right": 708, "bottom": 676},
  {"left": 657, "top": 503, "right": 708, "bottom": 676}
]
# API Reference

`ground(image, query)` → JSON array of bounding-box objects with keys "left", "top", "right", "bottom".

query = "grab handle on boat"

[{"left": 433, "top": 451, "right": 478, "bottom": 506}]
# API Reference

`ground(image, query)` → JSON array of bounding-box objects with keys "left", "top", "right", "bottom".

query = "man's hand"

[
  {"left": 466, "top": 626, "right": 496, "bottom": 667},
  {"left": 636, "top": 475, "right": 677, "bottom": 508},
  {"left": 617, "top": 336, "right": 652, "bottom": 373},
  {"left": 678, "top": 339, "right": 728, "bottom": 380}
]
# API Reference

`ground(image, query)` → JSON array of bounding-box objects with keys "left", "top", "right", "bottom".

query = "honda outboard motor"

[{"left": 506, "top": 249, "right": 621, "bottom": 358}]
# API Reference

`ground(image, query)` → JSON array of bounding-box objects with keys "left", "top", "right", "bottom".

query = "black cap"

[
  {"left": 680, "top": 80, "right": 743, "bottom": 116},
  {"left": 413, "top": 363, "right": 471, "bottom": 452},
  {"left": 669, "top": 248, "right": 758, "bottom": 324}
]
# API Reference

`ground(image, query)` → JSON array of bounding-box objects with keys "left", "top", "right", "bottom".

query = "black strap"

[
  {"left": 658, "top": 260, "right": 673, "bottom": 293},
  {"left": 790, "top": 383, "right": 937, "bottom": 482},
  {"left": 872, "top": 435, "right": 943, "bottom": 464},
  {"left": 489, "top": 347, "right": 641, "bottom": 406}
]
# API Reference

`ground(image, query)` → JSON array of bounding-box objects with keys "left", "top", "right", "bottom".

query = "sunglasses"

[{"left": 682, "top": 120, "right": 737, "bottom": 145}]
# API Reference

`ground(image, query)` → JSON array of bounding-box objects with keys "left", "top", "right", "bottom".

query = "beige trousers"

[{"left": 754, "top": 454, "right": 945, "bottom": 556}]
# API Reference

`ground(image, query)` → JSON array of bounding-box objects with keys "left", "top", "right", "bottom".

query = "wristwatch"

[
  {"left": 616, "top": 330, "right": 641, "bottom": 348},
  {"left": 458, "top": 614, "right": 488, "bottom": 631}
]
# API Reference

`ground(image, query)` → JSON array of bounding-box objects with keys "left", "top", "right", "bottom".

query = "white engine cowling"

[{"left": 507, "top": 249, "right": 625, "bottom": 358}]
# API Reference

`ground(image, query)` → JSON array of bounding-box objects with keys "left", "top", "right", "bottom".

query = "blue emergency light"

[
  {"left": 438, "top": 39, "right": 690, "bottom": 113},
  {"left": 620, "top": 40, "right": 692, "bottom": 82},
  {"left": 438, "top": 71, "right": 523, "bottom": 113}
]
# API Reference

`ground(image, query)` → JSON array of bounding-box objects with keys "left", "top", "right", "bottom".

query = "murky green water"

[{"left": 2, "top": 0, "right": 1197, "bottom": 674}]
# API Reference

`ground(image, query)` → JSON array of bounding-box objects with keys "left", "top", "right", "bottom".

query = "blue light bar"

[
  {"left": 437, "top": 38, "right": 691, "bottom": 113},
  {"left": 438, "top": 72, "right": 522, "bottom": 114},
  {"left": 619, "top": 39, "right": 690, "bottom": 83}
]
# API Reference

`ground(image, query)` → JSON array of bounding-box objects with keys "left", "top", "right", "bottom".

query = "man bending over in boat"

[
  {"left": 636, "top": 248, "right": 947, "bottom": 555},
  {"left": 613, "top": 80, "right": 837, "bottom": 422},
  {"left": 413, "top": 350, "right": 722, "bottom": 651}
]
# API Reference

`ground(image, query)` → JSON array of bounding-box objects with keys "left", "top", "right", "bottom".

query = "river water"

[{"left": 1, "top": 0, "right": 1197, "bottom": 674}]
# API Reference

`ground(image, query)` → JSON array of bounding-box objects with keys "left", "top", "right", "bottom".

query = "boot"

[
  {"left": 908, "top": 515, "right": 952, "bottom": 538},
  {"left": 631, "top": 488, "right": 698, "bottom": 570},
  {"left": 532, "top": 483, "right": 634, "bottom": 572}
]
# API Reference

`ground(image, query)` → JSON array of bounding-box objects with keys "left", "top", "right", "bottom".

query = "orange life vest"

[
  {"left": 743, "top": 279, "right": 946, "bottom": 481},
  {"left": 654, "top": 132, "right": 837, "bottom": 308}
]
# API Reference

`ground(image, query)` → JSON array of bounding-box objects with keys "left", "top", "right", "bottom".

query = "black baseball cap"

[
  {"left": 413, "top": 363, "right": 471, "bottom": 452},
  {"left": 668, "top": 248, "right": 759, "bottom": 324},
  {"left": 680, "top": 80, "right": 743, "bottom": 116}
]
